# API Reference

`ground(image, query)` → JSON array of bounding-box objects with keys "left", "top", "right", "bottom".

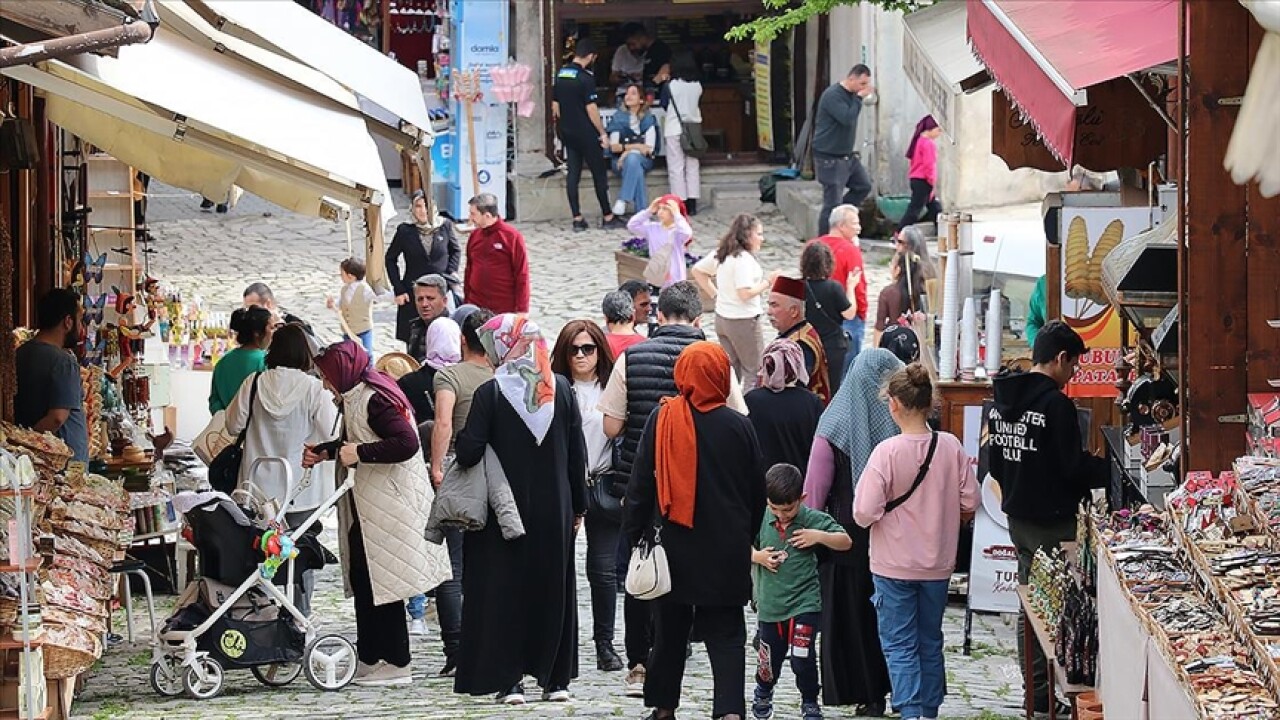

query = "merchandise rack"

[{"left": 0, "top": 455, "right": 48, "bottom": 720}]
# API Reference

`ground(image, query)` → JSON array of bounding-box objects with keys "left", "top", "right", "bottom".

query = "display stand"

[
  {"left": 84, "top": 155, "right": 141, "bottom": 295},
  {"left": 0, "top": 459, "right": 48, "bottom": 720},
  {"left": 1017, "top": 585, "right": 1095, "bottom": 720}
]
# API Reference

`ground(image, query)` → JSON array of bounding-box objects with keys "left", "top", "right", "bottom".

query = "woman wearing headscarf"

[
  {"left": 898, "top": 115, "right": 943, "bottom": 232},
  {"left": 452, "top": 314, "right": 587, "bottom": 705},
  {"left": 385, "top": 190, "right": 461, "bottom": 344},
  {"left": 624, "top": 341, "right": 767, "bottom": 720},
  {"left": 396, "top": 317, "right": 462, "bottom": 425},
  {"left": 303, "top": 341, "right": 452, "bottom": 687},
  {"left": 802, "top": 348, "right": 903, "bottom": 715},
  {"left": 745, "top": 339, "right": 824, "bottom": 471}
]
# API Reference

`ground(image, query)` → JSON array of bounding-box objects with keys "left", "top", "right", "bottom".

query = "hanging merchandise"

[{"left": 489, "top": 63, "right": 536, "bottom": 118}]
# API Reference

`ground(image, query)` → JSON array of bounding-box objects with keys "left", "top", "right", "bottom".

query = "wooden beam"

[
  {"left": 1180, "top": 0, "right": 1251, "bottom": 471},
  {"left": 0, "top": 0, "right": 137, "bottom": 40}
]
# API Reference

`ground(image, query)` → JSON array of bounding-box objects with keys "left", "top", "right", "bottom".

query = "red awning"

[{"left": 966, "top": 0, "right": 1178, "bottom": 166}]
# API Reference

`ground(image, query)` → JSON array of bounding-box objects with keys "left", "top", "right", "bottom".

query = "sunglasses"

[{"left": 570, "top": 343, "right": 597, "bottom": 357}]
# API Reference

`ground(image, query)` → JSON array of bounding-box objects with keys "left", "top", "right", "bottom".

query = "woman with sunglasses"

[{"left": 550, "top": 319, "right": 625, "bottom": 673}]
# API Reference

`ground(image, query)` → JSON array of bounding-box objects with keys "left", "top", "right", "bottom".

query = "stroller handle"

[{"left": 243, "top": 457, "right": 310, "bottom": 525}]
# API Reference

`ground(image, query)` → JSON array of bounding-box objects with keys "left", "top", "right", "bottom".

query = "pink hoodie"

[
  {"left": 853, "top": 432, "right": 979, "bottom": 581},
  {"left": 908, "top": 134, "right": 938, "bottom": 187}
]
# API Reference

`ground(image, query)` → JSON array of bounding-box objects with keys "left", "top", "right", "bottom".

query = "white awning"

[
  {"left": 902, "top": 2, "right": 989, "bottom": 138},
  {"left": 187, "top": 0, "right": 432, "bottom": 147}
]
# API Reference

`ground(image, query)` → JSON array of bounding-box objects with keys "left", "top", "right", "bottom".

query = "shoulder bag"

[
  {"left": 207, "top": 373, "right": 262, "bottom": 495},
  {"left": 883, "top": 431, "right": 939, "bottom": 513},
  {"left": 669, "top": 95, "right": 708, "bottom": 159},
  {"left": 625, "top": 523, "right": 671, "bottom": 600}
]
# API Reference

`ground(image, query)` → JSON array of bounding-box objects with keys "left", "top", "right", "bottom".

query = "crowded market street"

[{"left": 66, "top": 187, "right": 1023, "bottom": 719}]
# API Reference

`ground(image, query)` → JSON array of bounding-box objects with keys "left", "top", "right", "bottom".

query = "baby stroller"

[{"left": 148, "top": 457, "right": 357, "bottom": 699}]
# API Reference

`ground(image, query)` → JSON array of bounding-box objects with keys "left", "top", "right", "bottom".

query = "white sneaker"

[
  {"left": 497, "top": 683, "right": 526, "bottom": 705},
  {"left": 543, "top": 686, "right": 571, "bottom": 702},
  {"left": 408, "top": 618, "right": 428, "bottom": 636},
  {"left": 354, "top": 662, "right": 412, "bottom": 687},
  {"left": 624, "top": 664, "right": 646, "bottom": 698},
  {"left": 353, "top": 661, "right": 383, "bottom": 680},
  {"left": 613, "top": 199, "right": 628, "bottom": 216}
]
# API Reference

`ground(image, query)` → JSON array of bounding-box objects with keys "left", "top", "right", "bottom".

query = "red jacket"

[
  {"left": 811, "top": 235, "right": 867, "bottom": 319},
  {"left": 464, "top": 219, "right": 530, "bottom": 314}
]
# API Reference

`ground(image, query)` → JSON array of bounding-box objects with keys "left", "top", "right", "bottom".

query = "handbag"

[
  {"left": 883, "top": 431, "right": 939, "bottom": 513},
  {"left": 207, "top": 373, "right": 262, "bottom": 495},
  {"left": 625, "top": 524, "right": 671, "bottom": 600},
  {"left": 669, "top": 95, "right": 708, "bottom": 159},
  {"left": 587, "top": 469, "right": 624, "bottom": 524},
  {"left": 194, "top": 410, "right": 234, "bottom": 465}
]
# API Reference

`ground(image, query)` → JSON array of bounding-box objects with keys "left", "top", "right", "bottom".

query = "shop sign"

[
  {"left": 754, "top": 40, "right": 773, "bottom": 152},
  {"left": 1058, "top": 205, "right": 1166, "bottom": 398}
]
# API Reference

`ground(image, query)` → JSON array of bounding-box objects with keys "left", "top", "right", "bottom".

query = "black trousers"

[
  {"left": 1009, "top": 516, "right": 1077, "bottom": 711},
  {"left": 584, "top": 512, "right": 620, "bottom": 646},
  {"left": 624, "top": 594, "right": 653, "bottom": 668},
  {"left": 816, "top": 152, "right": 873, "bottom": 235},
  {"left": 348, "top": 514, "right": 410, "bottom": 668},
  {"left": 899, "top": 177, "right": 942, "bottom": 231},
  {"left": 756, "top": 612, "right": 822, "bottom": 704},
  {"left": 438, "top": 527, "right": 464, "bottom": 660},
  {"left": 564, "top": 134, "right": 611, "bottom": 219},
  {"left": 646, "top": 601, "right": 746, "bottom": 718}
]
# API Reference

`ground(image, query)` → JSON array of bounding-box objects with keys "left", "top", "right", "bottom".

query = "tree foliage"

[{"left": 727, "top": 0, "right": 926, "bottom": 42}]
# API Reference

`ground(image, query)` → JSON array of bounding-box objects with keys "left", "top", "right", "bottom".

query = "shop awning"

[
  {"left": 184, "top": 0, "right": 432, "bottom": 148},
  {"left": 903, "top": 2, "right": 989, "bottom": 139},
  {"left": 966, "top": 0, "right": 1178, "bottom": 166},
  {"left": 0, "top": 29, "right": 397, "bottom": 286}
]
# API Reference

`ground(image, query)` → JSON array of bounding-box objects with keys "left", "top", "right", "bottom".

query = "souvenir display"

[{"left": 1028, "top": 546, "right": 1068, "bottom": 638}]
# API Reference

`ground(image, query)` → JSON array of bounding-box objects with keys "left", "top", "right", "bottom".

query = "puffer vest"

[{"left": 616, "top": 324, "right": 705, "bottom": 477}]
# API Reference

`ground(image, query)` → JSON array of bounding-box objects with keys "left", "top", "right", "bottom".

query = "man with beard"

[
  {"left": 16, "top": 288, "right": 89, "bottom": 462},
  {"left": 767, "top": 276, "right": 832, "bottom": 405}
]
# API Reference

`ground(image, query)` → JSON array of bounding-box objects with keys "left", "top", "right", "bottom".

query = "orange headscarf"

[{"left": 656, "top": 341, "right": 731, "bottom": 528}]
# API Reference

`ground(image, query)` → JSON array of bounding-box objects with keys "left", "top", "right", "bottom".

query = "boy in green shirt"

[{"left": 751, "top": 464, "right": 852, "bottom": 720}]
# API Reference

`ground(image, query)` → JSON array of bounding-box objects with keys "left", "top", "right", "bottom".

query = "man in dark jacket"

[
  {"left": 814, "top": 65, "right": 874, "bottom": 235},
  {"left": 988, "top": 320, "right": 1109, "bottom": 714},
  {"left": 599, "top": 281, "right": 747, "bottom": 697}
]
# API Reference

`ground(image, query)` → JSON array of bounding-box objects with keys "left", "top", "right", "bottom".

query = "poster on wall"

[
  {"left": 448, "top": 0, "right": 509, "bottom": 218},
  {"left": 754, "top": 40, "right": 773, "bottom": 152},
  {"left": 1058, "top": 204, "right": 1166, "bottom": 398}
]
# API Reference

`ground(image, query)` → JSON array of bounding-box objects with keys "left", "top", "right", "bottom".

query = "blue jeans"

[
  {"left": 406, "top": 528, "right": 464, "bottom": 659},
  {"left": 612, "top": 152, "right": 654, "bottom": 212},
  {"left": 842, "top": 317, "right": 865, "bottom": 376},
  {"left": 871, "top": 575, "right": 949, "bottom": 720},
  {"left": 345, "top": 330, "right": 374, "bottom": 357},
  {"left": 407, "top": 593, "right": 427, "bottom": 620}
]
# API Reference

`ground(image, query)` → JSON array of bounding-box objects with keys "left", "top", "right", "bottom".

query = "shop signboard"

[
  {"left": 448, "top": 0, "right": 509, "bottom": 218},
  {"left": 754, "top": 40, "right": 773, "bottom": 152},
  {"left": 964, "top": 404, "right": 1019, "bottom": 614},
  {"left": 1058, "top": 204, "right": 1167, "bottom": 398}
]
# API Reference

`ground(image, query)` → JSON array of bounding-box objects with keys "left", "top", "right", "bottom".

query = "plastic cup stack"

[
  {"left": 939, "top": 250, "right": 960, "bottom": 381},
  {"left": 986, "top": 288, "right": 1004, "bottom": 376},
  {"left": 959, "top": 297, "right": 978, "bottom": 381}
]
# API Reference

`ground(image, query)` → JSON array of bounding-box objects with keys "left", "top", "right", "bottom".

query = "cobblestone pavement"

[{"left": 70, "top": 186, "right": 1022, "bottom": 719}]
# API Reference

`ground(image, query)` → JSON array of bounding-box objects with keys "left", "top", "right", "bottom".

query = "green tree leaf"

[{"left": 727, "top": 0, "right": 926, "bottom": 42}]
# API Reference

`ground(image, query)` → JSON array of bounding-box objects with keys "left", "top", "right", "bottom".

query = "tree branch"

[{"left": 727, "top": 0, "right": 925, "bottom": 42}]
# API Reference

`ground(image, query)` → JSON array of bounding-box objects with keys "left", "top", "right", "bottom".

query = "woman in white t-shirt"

[
  {"left": 664, "top": 52, "right": 704, "bottom": 215},
  {"left": 691, "top": 213, "right": 779, "bottom": 391}
]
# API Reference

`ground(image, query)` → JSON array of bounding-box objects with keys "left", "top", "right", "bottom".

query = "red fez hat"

[{"left": 771, "top": 275, "right": 806, "bottom": 302}]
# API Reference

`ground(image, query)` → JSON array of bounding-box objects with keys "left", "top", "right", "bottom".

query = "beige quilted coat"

[{"left": 337, "top": 383, "right": 451, "bottom": 606}]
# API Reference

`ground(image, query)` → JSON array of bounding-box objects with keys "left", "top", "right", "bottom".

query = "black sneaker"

[
  {"left": 855, "top": 700, "right": 886, "bottom": 717},
  {"left": 602, "top": 216, "right": 627, "bottom": 230},
  {"left": 573, "top": 218, "right": 589, "bottom": 232},
  {"left": 437, "top": 657, "right": 457, "bottom": 677},
  {"left": 199, "top": 199, "right": 214, "bottom": 212},
  {"left": 802, "top": 701, "right": 824, "bottom": 720},
  {"left": 215, "top": 203, "right": 229, "bottom": 214},
  {"left": 496, "top": 683, "right": 525, "bottom": 705},
  {"left": 542, "top": 685, "right": 571, "bottom": 702},
  {"left": 752, "top": 685, "right": 774, "bottom": 719}
]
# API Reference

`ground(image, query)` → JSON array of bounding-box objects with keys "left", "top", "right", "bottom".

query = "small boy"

[
  {"left": 751, "top": 463, "right": 852, "bottom": 720},
  {"left": 327, "top": 257, "right": 377, "bottom": 356}
]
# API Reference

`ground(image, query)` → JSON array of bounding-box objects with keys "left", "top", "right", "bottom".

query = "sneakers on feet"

[
  {"left": 601, "top": 216, "right": 627, "bottom": 230},
  {"left": 497, "top": 683, "right": 525, "bottom": 705},
  {"left": 802, "top": 701, "right": 824, "bottom": 720},
  {"left": 408, "top": 618, "right": 428, "bottom": 636},
  {"left": 752, "top": 686, "right": 774, "bottom": 719},
  {"left": 437, "top": 657, "right": 457, "bottom": 677},
  {"left": 354, "top": 662, "right": 411, "bottom": 687},
  {"left": 856, "top": 700, "right": 887, "bottom": 717},
  {"left": 624, "top": 664, "right": 646, "bottom": 697},
  {"left": 199, "top": 199, "right": 214, "bottom": 212},
  {"left": 353, "top": 661, "right": 382, "bottom": 680},
  {"left": 542, "top": 685, "right": 571, "bottom": 702},
  {"left": 596, "top": 643, "right": 624, "bottom": 672},
  {"left": 572, "top": 218, "right": 589, "bottom": 232}
]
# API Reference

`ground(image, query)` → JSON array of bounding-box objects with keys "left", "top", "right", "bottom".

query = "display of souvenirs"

[{"left": 1028, "top": 547, "right": 1067, "bottom": 638}]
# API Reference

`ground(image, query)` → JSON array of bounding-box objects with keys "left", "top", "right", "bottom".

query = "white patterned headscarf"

[
  {"left": 477, "top": 314, "right": 556, "bottom": 445},
  {"left": 815, "top": 348, "right": 904, "bottom": 489}
]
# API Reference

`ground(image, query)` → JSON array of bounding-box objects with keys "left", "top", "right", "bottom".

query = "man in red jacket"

[{"left": 463, "top": 194, "right": 530, "bottom": 314}]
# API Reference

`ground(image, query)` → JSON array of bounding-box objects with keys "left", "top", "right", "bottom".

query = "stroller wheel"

[
  {"left": 304, "top": 634, "right": 358, "bottom": 691},
  {"left": 252, "top": 662, "right": 303, "bottom": 687},
  {"left": 149, "top": 659, "right": 184, "bottom": 697},
  {"left": 183, "top": 657, "right": 225, "bottom": 700}
]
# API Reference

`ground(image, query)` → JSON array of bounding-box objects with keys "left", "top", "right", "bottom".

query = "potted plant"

[{"left": 615, "top": 237, "right": 713, "bottom": 308}]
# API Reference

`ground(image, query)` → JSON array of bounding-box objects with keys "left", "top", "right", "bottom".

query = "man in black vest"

[{"left": 599, "top": 280, "right": 748, "bottom": 698}]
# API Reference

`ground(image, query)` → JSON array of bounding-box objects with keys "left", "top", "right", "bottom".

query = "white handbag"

[
  {"left": 625, "top": 526, "right": 671, "bottom": 600},
  {"left": 193, "top": 410, "right": 235, "bottom": 465}
]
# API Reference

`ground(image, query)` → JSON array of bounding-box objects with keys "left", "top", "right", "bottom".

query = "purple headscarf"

[
  {"left": 906, "top": 115, "right": 939, "bottom": 159},
  {"left": 314, "top": 340, "right": 414, "bottom": 420}
]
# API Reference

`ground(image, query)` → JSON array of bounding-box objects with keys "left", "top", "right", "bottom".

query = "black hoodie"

[{"left": 987, "top": 371, "right": 1109, "bottom": 523}]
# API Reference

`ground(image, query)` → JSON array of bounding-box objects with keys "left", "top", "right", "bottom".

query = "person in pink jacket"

[
  {"left": 897, "top": 115, "right": 943, "bottom": 233},
  {"left": 853, "top": 363, "right": 979, "bottom": 720}
]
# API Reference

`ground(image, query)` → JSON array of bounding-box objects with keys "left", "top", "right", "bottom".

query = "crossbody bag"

[
  {"left": 669, "top": 95, "right": 708, "bottom": 159},
  {"left": 883, "top": 431, "right": 939, "bottom": 513}
]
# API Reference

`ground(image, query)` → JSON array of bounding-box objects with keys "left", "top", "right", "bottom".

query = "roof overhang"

[{"left": 902, "top": 1, "right": 990, "bottom": 139}]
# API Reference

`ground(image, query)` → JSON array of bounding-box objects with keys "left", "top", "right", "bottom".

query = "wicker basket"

[{"left": 42, "top": 624, "right": 101, "bottom": 679}]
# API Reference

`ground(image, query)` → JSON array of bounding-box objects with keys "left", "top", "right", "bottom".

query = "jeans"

[
  {"left": 1008, "top": 516, "right": 1077, "bottom": 712},
  {"left": 436, "top": 527, "right": 464, "bottom": 659},
  {"left": 344, "top": 330, "right": 374, "bottom": 357},
  {"left": 816, "top": 152, "right": 873, "bottom": 235},
  {"left": 871, "top": 575, "right": 949, "bottom": 720},
  {"left": 900, "top": 178, "right": 942, "bottom": 231},
  {"left": 584, "top": 512, "right": 620, "bottom": 646},
  {"left": 613, "top": 152, "right": 654, "bottom": 212},
  {"left": 756, "top": 612, "right": 822, "bottom": 704},
  {"left": 564, "top": 135, "right": 612, "bottom": 219},
  {"left": 647, "top": 602, "right": 746, "bottom": 718},
  {"left": 407, "top": 593, "right": 426, "bottom": 620},
  {"left": 842, "top": 317, "right": 865, "bottom": 376}
]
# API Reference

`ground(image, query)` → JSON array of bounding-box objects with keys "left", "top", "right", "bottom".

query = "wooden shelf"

[
  {"left": 87, "top": 191, "right": 142, "bottom": 199},
  {"left": 130, "top": 530, "right": 178, "bottom": 543},
  {"left": 0, "top": 708, "right": 50, "bottom": 720},
  {"left": 0, "top": 487, "right": 36, "bottom": 499},
  {"left": 0, "top": 638, "right": 43, "bottom": 651},
  {"left": 0, "top": 559, "right": 40, "bottom": 574}
]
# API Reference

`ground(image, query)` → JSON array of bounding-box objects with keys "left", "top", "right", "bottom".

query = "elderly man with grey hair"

[
  {"left": 463, "top": 193, "right": 529, "bottom": 315},
  {"left": 602, "top": 289, "right": 644, "bottom": 358},
  {"left": 406, "top": 273, "right": 451, "bottom": 362},
  {"left": 808, "top": 203, "right": 868, "bottom": 375}
]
